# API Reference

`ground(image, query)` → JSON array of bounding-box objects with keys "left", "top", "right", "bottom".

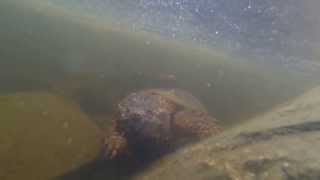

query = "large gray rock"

[{"left": 133, "top": 86, "right": 320, "bottom": 180}]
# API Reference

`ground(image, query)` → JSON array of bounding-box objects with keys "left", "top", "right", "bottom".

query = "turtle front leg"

[
  {"left": 103, "top": 121, "right": 129, "bottom": 159},
  {"left": 172, "top": 110, "right": 223, "bottom": 140}
]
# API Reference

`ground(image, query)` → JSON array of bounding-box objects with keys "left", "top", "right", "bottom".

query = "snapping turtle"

[{"left": 105, "top": 89, "right": 222, "bottom": 159}]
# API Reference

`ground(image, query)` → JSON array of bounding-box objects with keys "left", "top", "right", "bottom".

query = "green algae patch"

[{"left": 0, "top": 92, "right": 102, "bottom": 180}]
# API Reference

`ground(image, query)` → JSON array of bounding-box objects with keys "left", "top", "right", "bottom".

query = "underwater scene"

[{"left": 0, "top": 0, "right": 320, "bottom": 180}]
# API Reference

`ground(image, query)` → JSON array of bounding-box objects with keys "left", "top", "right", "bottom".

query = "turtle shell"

[
  {"left": 116, "top": 89, "right": 206, "bottom": 145},
  {"left": 147, "top": 89, "right": 207, "bottom": 112}
]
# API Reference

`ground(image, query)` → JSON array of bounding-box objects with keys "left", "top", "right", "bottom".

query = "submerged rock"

[
  {"left": 0, "top": 92, "right": 102, "bottom": 180},
  {"left": 133, "top": 86, "right": 320, "bottom": 180}
]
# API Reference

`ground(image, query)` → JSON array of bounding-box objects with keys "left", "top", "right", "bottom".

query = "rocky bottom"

[{"left": 133, "top": 86, "right": 320, "bottom": 180}]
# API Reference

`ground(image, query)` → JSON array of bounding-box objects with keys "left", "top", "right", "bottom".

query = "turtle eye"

[{"left": 120, "top": 112, "right": 128, "bottom": 119}]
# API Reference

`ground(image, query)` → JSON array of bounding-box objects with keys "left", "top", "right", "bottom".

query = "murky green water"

[{"left": 0, "top": 1, "right": 319, "bottom": 180}]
